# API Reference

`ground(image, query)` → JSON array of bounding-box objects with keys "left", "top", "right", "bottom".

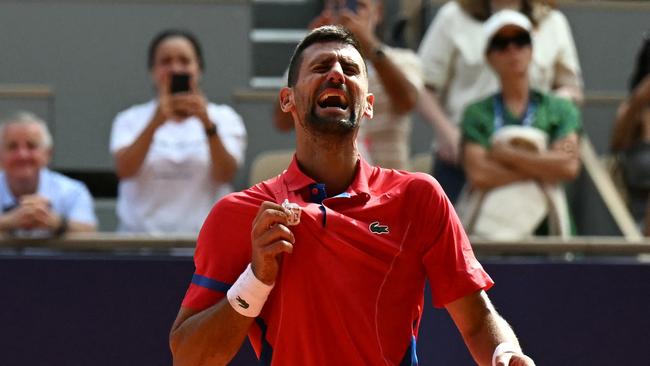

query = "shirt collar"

[
  {"left": 0, "top": 173, "right": 16, "bottom": 210},
  {"left": 0, "top": 169, "right": 49, "bottom": 211},
  {"left": 283, "top": 155, "right": 373, "bottom": 199}
]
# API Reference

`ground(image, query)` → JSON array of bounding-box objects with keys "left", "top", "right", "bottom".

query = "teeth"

[{"left": 318, "top": 92, "right": 348, "bottom": 105}]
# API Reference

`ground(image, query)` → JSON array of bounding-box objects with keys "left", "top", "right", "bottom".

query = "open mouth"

[{"left": 317, "top": 90, "right": 349, "bottom": 110}]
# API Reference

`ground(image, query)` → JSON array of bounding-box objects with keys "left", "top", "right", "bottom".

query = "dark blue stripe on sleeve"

[
  {"left": 256, "top": 318, "right": 274, "bottom": 365},
  {"left": 191, "top": 273, "right": 232, "bottom": 293}
]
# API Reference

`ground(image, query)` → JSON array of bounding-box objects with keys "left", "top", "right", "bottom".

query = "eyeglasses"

[{"left": 488, "top": 32, "right": 531, "bottom": 52}]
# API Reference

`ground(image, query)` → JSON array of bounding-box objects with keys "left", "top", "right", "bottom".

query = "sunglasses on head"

[{"left": 488, "top": 32, "right": 531, "bottom": 52}]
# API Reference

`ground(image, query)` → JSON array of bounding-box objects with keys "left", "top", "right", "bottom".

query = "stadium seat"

[
  {"left": 408, "top": 152, "right": 433, "bottom": 174},
  {"left": 248, "top": 149, "right": 294, "bottom": 187}
]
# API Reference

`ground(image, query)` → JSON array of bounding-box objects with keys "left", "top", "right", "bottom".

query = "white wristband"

[
  {"left": 227, "top": 264, "right": 274, "bottom": 317},
  {"left": 492, "top": 342, "right": 518, "bottom": 366}
]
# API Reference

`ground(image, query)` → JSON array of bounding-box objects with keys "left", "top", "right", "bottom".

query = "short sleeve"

[
  {"left": 181, "top": 195, "right": 254, "bottom": 311},
  {"left": 550, "top": 11, "right": 583, "bottom": 90},
  {"left": 549, "top": 97, "right": 582, "bottom": 142},
  {"left": 417, "top": 177, "right": 493, "bottom": 308},
  {"left": 210, "top": 105, "right": 247, "bottom": 166},
  {"left": 109, "top": 107, "right": 147, "bottom": 154},
  {"left": 417, "top": 3, "right": 458, "bottom": 89},
  {"left": 461, "top": 100, "right": 493, "bottom": 148},
  {"left": 65, "top": 182, "right": 97, "bottom": 225}
]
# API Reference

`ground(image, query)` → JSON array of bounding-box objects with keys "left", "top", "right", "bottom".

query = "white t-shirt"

[
  {"left": 418, "top": 1, "right": 582, "bottom": 125},
  {"left": 109, "top": 100, "right": 247, "bottom": 234}
]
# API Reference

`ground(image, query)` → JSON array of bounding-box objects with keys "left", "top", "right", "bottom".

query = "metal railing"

[{"left": 1, "top": 233, "right": 649, "bottom": 256}]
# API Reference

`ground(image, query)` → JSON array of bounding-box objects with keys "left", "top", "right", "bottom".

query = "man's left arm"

[{"left": 446, "top": 290, "right": 535, "bottom": 366}]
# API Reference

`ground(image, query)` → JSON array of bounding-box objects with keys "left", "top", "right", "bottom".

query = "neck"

[
  {"left": 500, "top": 74, "right": 530, "bottom": 117},
  {"left": 8, "top": 175, "right": 39, "bottom": 199},
  {"left": 294, "top": 130, "right": 359, "bottom": 196}
]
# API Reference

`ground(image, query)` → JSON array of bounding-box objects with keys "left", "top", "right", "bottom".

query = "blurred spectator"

[
  {"left": 610, "top": 33, "right": 650, "bottom": 234},
  {"left": 274, "top": 0, "right": 422, "bottom": 170},
  {"left": 0, "top": 111, "right": 97, "bottom": 237},
  {"left": 110, "top": 29, "right": 247, "bottom": 234},
  {"left": 459, "top": 10, "right": 581, "bottom": 239},
  {"left": 417, "top": 0, "right": 582, "bottom": 202}
]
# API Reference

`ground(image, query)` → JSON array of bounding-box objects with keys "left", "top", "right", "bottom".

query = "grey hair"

[{"left": 0, "top": 111, "right": 53, "bottom": 148}]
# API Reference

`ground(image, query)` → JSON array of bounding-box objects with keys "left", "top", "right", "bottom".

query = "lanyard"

[{"left": 493, "top": 93, "right": 537, "bottom": 131}]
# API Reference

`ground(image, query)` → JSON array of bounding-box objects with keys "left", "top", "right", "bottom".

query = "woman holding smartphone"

[{"left": 109, "top": 29, "right": 247, "bottom": 234}]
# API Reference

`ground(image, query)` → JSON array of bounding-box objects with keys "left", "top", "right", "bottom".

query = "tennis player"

[{"left": 170, "top": 25, "right": 535, "bottom": 366}]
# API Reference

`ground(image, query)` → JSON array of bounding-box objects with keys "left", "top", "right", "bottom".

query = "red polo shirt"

[{"left": 182, "top": 157, "right": 493, "bottom": 365}]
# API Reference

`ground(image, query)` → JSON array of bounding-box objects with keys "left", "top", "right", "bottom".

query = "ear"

[
  {"left": 374, "top": 1, "right": 385, "bottom": 24},
  {"left": 279, "top": 87, "right": 295, "bottom": 113},
  {"left": 45, "top": 147, "right": 53, "bottom": 163},
  {"left": 363, "top": 93, "right": 374, "bottom": 119}
]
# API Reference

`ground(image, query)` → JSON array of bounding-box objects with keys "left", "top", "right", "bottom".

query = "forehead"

[
  {"left": 155, "top": 36, "right": 195, "bottom": 56},
  {"left": 301, "top": 41, "right": 365, "bottom": 69},
  {"left": 2, "top": 123, "right": 43, "bottom": 141}
]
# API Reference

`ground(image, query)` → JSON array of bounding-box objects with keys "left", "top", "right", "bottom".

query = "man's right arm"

[
  {"left": 170, "top": 201, "right": 294, "bottom": 366},
  {"left": 169, "top": 302, "right": 255, "bottom": 366},
  {"left": 0, "top": 211, "right": 20, "bottom": 232}
]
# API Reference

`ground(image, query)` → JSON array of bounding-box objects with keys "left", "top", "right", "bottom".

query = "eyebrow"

[{"left": 308, "top": 53, "right": 362, "bottom": 73}]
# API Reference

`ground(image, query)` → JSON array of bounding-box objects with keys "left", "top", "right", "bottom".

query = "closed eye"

[
  {"left": 343, "top": 65, "right": 359, "bottom": 76},
  {"left": 312, "top": 65, "right": 329, "bottom": 73},
  {"left": 340, "top": 59, "right": 360, "bottom": 76}
]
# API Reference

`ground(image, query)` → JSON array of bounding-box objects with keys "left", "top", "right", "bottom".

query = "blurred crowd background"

[{"left": 0, "top": 0, "right": 648, "bottom": 239}]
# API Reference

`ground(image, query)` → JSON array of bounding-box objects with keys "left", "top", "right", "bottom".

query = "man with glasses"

[{"left": 460, "top": 10, "right": 581, "bottom": 237}]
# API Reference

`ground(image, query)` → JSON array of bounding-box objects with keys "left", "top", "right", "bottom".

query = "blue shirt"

[{"left": 0, "top": 168, "right": 97, "bottom": 236}]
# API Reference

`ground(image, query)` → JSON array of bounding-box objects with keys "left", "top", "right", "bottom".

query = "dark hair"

[
  {"left": 630, "top": 33, "right": 650, "bottom": 92},
  {"left": 287, "top": 25, "right": 364, "bottom": 87},
  {"left": 147, "top": 29, "right": 205, "bottom": 71}
]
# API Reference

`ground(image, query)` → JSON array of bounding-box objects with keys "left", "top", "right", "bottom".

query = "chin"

[
  {"left": 306, "top": 109, "right": 357, "bottom": 137},
  {"left": 10, "top": 168, "right": 39, "bottom": 180}
]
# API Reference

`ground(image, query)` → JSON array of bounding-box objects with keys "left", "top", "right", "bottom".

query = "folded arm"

[
  {"left": 489, "top": 133, "right": 581, "bottom": 185},
  {"left": 463, "top": 142, "right": 529, "bottom": 190}
]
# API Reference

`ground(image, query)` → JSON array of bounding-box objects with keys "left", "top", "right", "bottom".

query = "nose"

[
  {"left": 326, "top": 62, "right": 345, "bottom": 85},
  {"left": 16, "top": 146, "right": 31, "bottom": 159},
  {"left": 170, "top": 60, "right": 187, "bottom": 74}
]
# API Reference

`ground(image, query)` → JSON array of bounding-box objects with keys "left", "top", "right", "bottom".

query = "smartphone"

[
  {"left": 170, "top": 73, "right": 191, "bottom": 94},
  {"left": 333, "top": 0, "right": 357, "bottom": 13},
  {"left": 344, "top": 0, "right": 357, "bottom": 12}
]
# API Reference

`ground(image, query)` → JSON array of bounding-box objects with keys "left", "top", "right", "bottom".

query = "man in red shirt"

[{"left": 170, "top": 25, "right": 535, "bottom": 366}]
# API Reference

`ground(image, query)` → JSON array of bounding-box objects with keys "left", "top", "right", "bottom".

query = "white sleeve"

[
  {"left": 417, "top": 3, "right": 457, "bottom": 90},
  {"left": 552, "top": 10, "right": 583, "bottom": 90},
  {"left": 210, "top": 105, "right": 247, "bottom": 166},
  {"left": 109, "top": 107, "right": 142, "bottom": 154},
  {"left": 65, "top": 182, "right": 98, "bottom": 226}
]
